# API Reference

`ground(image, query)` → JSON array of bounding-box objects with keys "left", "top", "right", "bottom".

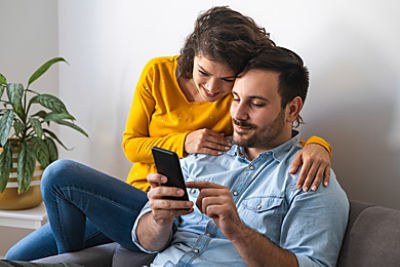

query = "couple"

[
  {"left": 131, "top": 46, "right": 349, "bottom": 266},
  {"left": 4, "top": 6, "right": 348, "bottom": 267}
]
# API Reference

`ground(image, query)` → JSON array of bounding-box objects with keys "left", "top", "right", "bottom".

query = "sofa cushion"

[
  {"left": 337, "top": 204, "right": 400, "bottom": 267},
  {"left": 112, "top": 245, "right": 155, "bottom": 267},
  {"left": 32, "top": 243, "right": 117, "bottom": 267}
]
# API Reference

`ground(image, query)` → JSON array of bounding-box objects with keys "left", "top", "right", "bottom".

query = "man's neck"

[{"left": 244, "top": 129, "right": 293, "bottom": 161}]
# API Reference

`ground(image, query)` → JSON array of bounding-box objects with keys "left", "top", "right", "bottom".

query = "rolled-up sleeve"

[
  {"left": 281, "top": 172, "right": 349, "bottom": 267},
  {"left": 131, "top": 201, "right": 160, "bottom": 254}
]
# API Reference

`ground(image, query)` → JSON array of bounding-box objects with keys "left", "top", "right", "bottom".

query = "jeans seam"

[{"left": 54, "top": 195, "right": 72, "bottom": 252}]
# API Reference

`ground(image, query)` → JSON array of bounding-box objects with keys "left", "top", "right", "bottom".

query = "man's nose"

[{"left": 232, "top": 102, "right": 249, "bottom": 121}]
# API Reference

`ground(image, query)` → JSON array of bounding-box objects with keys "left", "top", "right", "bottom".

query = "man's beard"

[{"left": 232, "top": 109, "right": 285, "bottom": 149}]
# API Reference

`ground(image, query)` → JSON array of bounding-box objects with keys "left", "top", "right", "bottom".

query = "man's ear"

[{"left": 285, "top": 96, "right": 303, "bottom": 123}]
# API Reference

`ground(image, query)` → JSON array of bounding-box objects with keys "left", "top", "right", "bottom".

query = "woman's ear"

[{"left": 285, "top": 96, "right": 303, "bottom": 123}]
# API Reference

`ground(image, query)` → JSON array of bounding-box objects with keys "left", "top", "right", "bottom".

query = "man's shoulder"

[{"left": 290, "top": 169, "right": 349, "bottom": 212}]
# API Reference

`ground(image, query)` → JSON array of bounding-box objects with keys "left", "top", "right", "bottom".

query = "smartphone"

[{"left": 151, "top": 147, "right": 189, "bottom": 201}]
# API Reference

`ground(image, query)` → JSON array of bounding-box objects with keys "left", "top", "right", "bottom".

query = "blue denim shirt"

[{"left": 132, "top": 133, "right": 349, "bottom": 267}]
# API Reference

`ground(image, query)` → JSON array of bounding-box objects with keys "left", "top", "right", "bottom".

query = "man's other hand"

[{"left": 186, "top": 180, "right": 244, "bottom": 240}]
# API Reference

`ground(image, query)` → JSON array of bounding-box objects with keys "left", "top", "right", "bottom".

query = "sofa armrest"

[{"left": 338, "top": 200, "right": 400, "bottom": 267}]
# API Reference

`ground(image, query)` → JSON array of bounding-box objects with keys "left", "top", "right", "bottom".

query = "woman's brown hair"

[{"left": 177, "top": 6, "right": 275, "bottom": 79}]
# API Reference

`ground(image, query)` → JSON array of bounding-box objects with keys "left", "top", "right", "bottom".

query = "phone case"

[{"left": 151, "top": 147, "right": 189, "bottom": 201}]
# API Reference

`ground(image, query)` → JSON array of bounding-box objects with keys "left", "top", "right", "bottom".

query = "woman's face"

[{"left": 192, "top": 55, "right": 236, "bottom": 102}]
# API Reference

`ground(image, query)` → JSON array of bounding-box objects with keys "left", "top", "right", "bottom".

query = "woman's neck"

[{"left": 177, "top": 76, "right": 203, "bottom": 102}]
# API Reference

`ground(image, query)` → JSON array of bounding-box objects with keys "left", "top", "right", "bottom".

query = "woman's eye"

[
  {"left": 222, "top": 78, "right": 235, "bottom": 83},
  {"left": 199, "top": 70, "right": 208, "bottom": 76}
]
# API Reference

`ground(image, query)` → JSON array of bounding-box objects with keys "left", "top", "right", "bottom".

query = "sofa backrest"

[{"left": 337, "top": 200, "right": 400, "bottom": 267}]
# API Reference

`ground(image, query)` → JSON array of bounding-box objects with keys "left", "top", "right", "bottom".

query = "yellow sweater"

[{"left": 122, "top": 56, "right": 331, "bottom": 191}]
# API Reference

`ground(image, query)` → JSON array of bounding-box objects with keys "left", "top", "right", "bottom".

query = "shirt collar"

[{"left": 227, "top": 130, "right": 300, "bottom": 162}]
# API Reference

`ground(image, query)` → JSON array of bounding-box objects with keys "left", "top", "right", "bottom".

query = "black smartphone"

[{"left": 151, "top": 147, "right": 189, "bottom": 201}]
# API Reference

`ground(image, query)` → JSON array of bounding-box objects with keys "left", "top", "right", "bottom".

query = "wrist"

[
  {"left": 152, "top": 213, "right": 174, "bottom": 228},
  {"left": 304, "top": 136, "right": 332, "bottom": 156},
  {"left": 228, "top": 221, "right": 250, "bottom": 243}
]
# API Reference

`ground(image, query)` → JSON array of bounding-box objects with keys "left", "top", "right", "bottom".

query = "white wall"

[
  {"left": 0, "top": 0, "right": 59, "bottom": 256},
  {"left": 57, "top": 0, "right": 400, "bottom": 210}
]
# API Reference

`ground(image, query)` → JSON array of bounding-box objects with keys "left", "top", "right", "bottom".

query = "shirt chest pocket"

[
  {"left": 242, "top": 196, "right": 283, "bottom": 213},
  {"left": 239, "top": 196, "right": 286, "bottom": 244}
]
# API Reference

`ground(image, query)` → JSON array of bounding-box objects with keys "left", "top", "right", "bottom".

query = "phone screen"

[{"left": 151, "top": 147, "right": 189, "bottom": 201}]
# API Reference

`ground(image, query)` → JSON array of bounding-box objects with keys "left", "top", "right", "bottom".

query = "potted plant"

[{"left": 0, "top": 57, "right": 88, "bottom": 209}]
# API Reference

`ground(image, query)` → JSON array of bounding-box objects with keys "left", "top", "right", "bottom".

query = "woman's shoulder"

[{"left": 144, "top": 55, "right": 179, "bottom": 69}]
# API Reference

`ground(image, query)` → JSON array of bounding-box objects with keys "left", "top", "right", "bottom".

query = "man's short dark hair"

[{"left": 240, "top": 46, "right": 309, "bottom": 127}]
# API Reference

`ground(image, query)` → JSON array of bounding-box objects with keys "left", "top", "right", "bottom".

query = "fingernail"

[
  {"left": 311, "top": 186, "right": 317, "bottom": 191},
  {"left": 324, "top": 182, "right": 328, "bottom": 186},
  {"left": 161, "top": 177, "right": 167, "bottom": 183},
  {"left": 296, "top": 184, "right": 301, "bottom": 189},
  {"left": 225, "top": 146, "right": 230, "bottom": 150},
  {"left": 177, "top": 190, "right": 184, "bottom": 195},
  {"left": 186, "top": 202, "right": 193, "bottom": 207},
  {"left": 303, "top": 186, "right": 308, "bottom": 192}
]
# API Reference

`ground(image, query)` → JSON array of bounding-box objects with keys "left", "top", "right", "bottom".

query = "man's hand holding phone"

[{"left": 146, "top": 173, "right": 194, "bottom": 226}]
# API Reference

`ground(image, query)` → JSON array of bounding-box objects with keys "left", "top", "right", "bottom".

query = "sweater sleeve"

[
  {"left": 303, "top": 136, "right": 332, "bottom": 157},
  {"left": 122, "top": 58, "right": 188, "bottom": 165}
]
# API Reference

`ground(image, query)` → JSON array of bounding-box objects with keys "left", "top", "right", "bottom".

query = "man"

[{"left": 133, "top": 46, "right": 349, "bottom": 266}]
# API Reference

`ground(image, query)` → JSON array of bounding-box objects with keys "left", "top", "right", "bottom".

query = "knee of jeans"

[
  {"left": 41, "top": 159, "right": 76, "bottom": 198},
  {"left": 5, "top": 243, "right": 26, "bottom": 260},
  {"left": 5, "top": 246, "right": 16, "bottom": 260}
]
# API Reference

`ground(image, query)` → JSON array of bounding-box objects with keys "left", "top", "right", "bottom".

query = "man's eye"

[
  {"left": 232, "top": 98, "right": 240, "bottom": 102},
  {"left": 252, "top": 102, "right": 265, "bottom": 107}
]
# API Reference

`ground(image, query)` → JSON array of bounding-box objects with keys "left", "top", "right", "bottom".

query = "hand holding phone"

[{"left": 151, "top": 147, "right": 189, "bottom": 201}]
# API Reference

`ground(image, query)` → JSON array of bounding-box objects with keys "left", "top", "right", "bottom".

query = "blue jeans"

[{"left": 5, "top": 160, "right": 148, "bottom": 261}]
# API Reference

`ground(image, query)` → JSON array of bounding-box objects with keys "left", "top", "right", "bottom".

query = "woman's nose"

[{"left": 205, "top": 78, "right": 219, "bottom": 92}]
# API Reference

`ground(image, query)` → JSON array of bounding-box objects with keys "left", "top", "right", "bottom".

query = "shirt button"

[
  {"left": 194, "top": 249, "right": 199, "bottom": 254},
  {"left": 249, "top": 165, "right": 255, "bottom": 170},
  {"left": 191, "top": 189, "right": 196, "bottom": 194},
  {"left": 206, "top": 233, "right": 212, "bottom": 237},
  {"left": 233, "top": 191, "right": 238, "bottom": 196},
  {"left": 256, "top": 204, "right": 262, "bottom": 210}
]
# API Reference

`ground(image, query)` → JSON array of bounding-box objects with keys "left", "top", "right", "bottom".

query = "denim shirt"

[{"left": 132, "top": 133, "right": 349, "bottom": 267}]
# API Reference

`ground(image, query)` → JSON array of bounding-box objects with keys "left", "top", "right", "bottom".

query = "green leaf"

[
  {"left": 29, "top": 117, "right": 43, "bottom": 139},
  {"left": 7, "top": 83, "right": 25, "bottom": 120},
  {"left": 17, "top": 141, "right": 36, "bottom": 193},
  {"left": 0, "top": 110, "right": 15, "bottom": 146},
  {"left": 32, "top": 110, "right": 48, "bottom": 119},
  {"left": 44, "top": 112, "right": 75, "bottom": 122},
  {"left": 43, "top": 129, "right": 70, "bottom": 150},
  {"left": 13, "top": 119, "right": 25, "bottom": 137},
  {"left": 30, "top": 94, "right": 68, "bottom": 113},
  {"left": 28, "top": 57, "right": 67, "bottom": 87},
  {"left": 0, "top": 73, "right": 6, "bottom": 85},
  {"left": 0, "top": 141, "right": 13, "bottom": 192},
  {"left": 45, "top": 137, "right": 58, "bottom": 162},
  {"left": 32, "top": 137, "right": 50, "bottom": 168},
  {"left": 55, "top": 120, "right": 88, "bottom": 138},
  {"left": 0, "top": 84, "right": 5, "bottom": 99}
]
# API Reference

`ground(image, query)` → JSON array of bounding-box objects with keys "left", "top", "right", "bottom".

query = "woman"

[{"left": 6, "top": 6, "right": 331, "bottom": 261}]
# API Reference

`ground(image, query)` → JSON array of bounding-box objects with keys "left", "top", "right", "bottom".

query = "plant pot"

[{"left": 0, "top": 144, "right": 44, "bottom": 210}]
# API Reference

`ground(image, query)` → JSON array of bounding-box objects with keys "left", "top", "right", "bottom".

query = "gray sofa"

[{"left": 33, "top": 200, "right": 400, "bottom": 267}]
